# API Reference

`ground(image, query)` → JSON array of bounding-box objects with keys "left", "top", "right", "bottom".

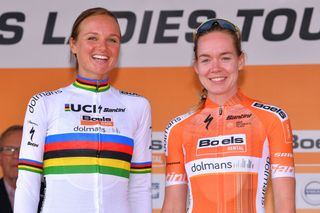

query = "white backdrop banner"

[{"left": 0, "top": 0, "right": 319, "bottom": 68}]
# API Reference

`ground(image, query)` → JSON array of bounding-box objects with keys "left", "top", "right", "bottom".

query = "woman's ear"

[
  {"left": 238, "top": 53, "right": 245, "bottom": 70},
  {"left": 69, "top": 37, "right": 77, "bottom": 55},
  {"left": 193, "top": 60, "right": 199, "bottom": 74}
]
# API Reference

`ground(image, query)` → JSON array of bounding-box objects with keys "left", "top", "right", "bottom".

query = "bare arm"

[
  {"left": 272, "top": 177, "right": 296, "bottom": 213},
  {"left": 161, "top": 184, "right": 188, "bottom": 213}
]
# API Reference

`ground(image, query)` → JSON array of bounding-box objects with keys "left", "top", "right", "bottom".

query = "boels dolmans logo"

[
  {"left": 196, "top": 134, "right": 247, "bottom": 155},
  {"left": 80, "top": 115, "right": 114, "bottom": 127}
]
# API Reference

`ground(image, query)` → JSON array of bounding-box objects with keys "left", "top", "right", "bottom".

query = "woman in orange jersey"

[{"left": 162, "top": 18, "right": 295, "bottom": 213}]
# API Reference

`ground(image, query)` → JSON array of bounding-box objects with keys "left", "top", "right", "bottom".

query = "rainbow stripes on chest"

[
  {"left": 18, "top": 133, "right": 151, "bottom": 177},
  {"left": 43, "top": 133, "right": 133, "bottom": 178}
]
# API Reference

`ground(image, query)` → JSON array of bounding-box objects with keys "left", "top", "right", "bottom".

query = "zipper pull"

[
  {"left": 96, "top": 80, "right": 102, "bottom": 91},
  {"left": 219, "top": 106, "right": 223, "bottom": 115},
  {"left": 96, "top": 81, "right": 99, "bottom": 91}
]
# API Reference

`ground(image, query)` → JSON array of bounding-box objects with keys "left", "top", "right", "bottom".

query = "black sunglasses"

[{"left": 194, "top": 18, "right": 240, "bottom": 40}]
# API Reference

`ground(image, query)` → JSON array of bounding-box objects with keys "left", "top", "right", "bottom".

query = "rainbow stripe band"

[
  {"left": 18, "top": 134, "right": 151, "bottom": 177},
  {"left": 45, "top": 133, "right": 134, "bottom": 146},
  {"left": 44, "top": 165, "right": 130, "bottom": 178},
  {"left": 73, "top": 75, "right": 110, "bottom": 92},
  {"left": 42, "top": 133, "right": 135, "bottom": 178},
  {"left": 131, "top": 161, "right": 152, "bottom": 174},
  {"left": 18, "top": 159, "right": 43, "bottom": 174},
  {"left": 44, "top": 149, "right": 132, "bottom": 162}
]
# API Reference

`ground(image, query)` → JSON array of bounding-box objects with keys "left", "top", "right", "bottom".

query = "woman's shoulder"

[
  {"left": 29, "top": 88, "right": 64, "bottom": 102},
  {"left": 165, "top": 110, "right": 196, "bottom": 131},
  {"left": 27, "top": 84, "right": 73, "bottom": 109},
  {"left": 111, "top": 87, "right": 150, "bottom": 107},
  {"left": 247, "top": 98, "right": 289, "bottom": 123}
]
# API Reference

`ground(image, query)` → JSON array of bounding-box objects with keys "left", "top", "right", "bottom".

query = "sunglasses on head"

[{"left": 194, "top": 18, "right": 240, "bottom": 40}]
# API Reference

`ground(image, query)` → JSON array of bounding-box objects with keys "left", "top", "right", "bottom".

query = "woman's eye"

[
  {"left": 108, "top": 38, "right": 119, "bottom": 43},
  {"left": 88, "top": 36, "right": 97, "bottom": 41},
  {"left": 200, "top": 59, "right": 209, "bottom": 63},
  {"left": 222, "top": 56, "right": 231, "bottom": 61}
]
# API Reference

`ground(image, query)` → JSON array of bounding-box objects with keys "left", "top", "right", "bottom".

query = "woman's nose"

[{"left": 210, "top": 59, "right": 221, "bottom": 72}]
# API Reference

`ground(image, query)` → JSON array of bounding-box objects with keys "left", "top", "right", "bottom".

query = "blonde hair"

[{"left": 192, "top": 88, "right": 208, "bottom": 111}]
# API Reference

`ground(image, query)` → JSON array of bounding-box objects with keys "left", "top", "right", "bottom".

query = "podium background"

[{"left": 0, "top": 1, "right": 319, "bottom": 212}]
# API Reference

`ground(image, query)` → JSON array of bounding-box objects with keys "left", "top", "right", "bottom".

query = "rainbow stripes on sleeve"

[
  {"left": 18, "top": 159, "right": 43, "bottom": 174},
  {"left": 131, "top": 161, "right": 152, "bottom": 174}
]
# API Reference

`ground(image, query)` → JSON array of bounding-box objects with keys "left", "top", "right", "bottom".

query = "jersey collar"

[
  {"left": 73, "top": 75, "right": 110, "bottom": 92},
  {"left": 205, "top": 90, "right": 249, "bottom": 108}
]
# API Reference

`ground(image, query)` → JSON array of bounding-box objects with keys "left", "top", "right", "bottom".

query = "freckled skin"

[{"left": 193, "top": 31, "right": 244, "bottom": 105}]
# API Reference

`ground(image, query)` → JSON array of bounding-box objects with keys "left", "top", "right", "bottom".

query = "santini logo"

[
  {"left": 65, "top": 104, "right": 125, "bottom": 113},
  {"left": 197, "top": 134, "right": 246, "bottom": 148},
  {"left": 226, "top": 114, "right": 252, "bottom": 120}
]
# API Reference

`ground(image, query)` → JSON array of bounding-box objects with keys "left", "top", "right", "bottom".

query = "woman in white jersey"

[
  {"left": 14, "top": 7, "right": 152, "bottom": 213},
  {"left": 162, "top": 18, "right": 295, "bottom": 213}
]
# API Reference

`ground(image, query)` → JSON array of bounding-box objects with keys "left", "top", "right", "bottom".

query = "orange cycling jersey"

[{"left": 164, "top": 91, "right": 295, "bottom": 213}]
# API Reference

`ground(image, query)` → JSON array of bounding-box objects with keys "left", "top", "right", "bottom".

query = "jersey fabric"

[
  {"left": 164, "top": 91, "right": 294, "bottom": 213},
  {"left": 15, "top": 76, "right": 152, "bottom": 213}
]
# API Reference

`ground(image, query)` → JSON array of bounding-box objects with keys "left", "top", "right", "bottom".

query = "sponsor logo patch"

[
  {"left": 120, "top": 91, "right": 141, "bottom": 97},
  {"left": 204, "top": 113, "right": 213, "bottom": 130},
  {"left": 73, "top": 125, "right": 120, "bottom": 134},
  {"left": 80, "top": 115, "right": 114, "bottom": 126},
  {"left": 226, "top": 114, "right": 252, "bottom": 120},
  {"left": 166, "top": 172, "right": 187, "bottom": 185},
  {"left": 185, "top": 156, "right": 259, "bottom": 177},
  {"left": 196, "top": 134, "right": 246, "bottom": 155},
  {"left": 235, "top": 121, "right": 251, "bottom": 128},
  {"left": 252, "top": 102, "right": 287, "bottom": 121},
  {"left": 64, "top": 104, "right": 125, "bottom": 113},
  {"left": 28, "top": 90, "right": 62, "bottom": 113},
  {"left": 274, "top": 152, "right": 294, "bottom": 158},
  {"left": 271, "top": 164, "right": 295, "bottom": 176}
]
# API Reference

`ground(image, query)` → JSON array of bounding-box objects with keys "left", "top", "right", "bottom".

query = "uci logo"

[{"left": 197, "top": 134, "right": 246, "bottom": 148}]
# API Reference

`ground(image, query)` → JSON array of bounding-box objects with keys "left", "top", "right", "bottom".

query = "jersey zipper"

[
  {"left": 95, "top": 81, "right": 99, "bottom": 92},
  {"left": 96, "top": 80, "right": 101, "bottom": 158},
  {"left": 218, "top": 105, "right": 224, "bottom": 135},
  {"left": 95, "top": 80, "right": 102, "bottom": 211}
]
